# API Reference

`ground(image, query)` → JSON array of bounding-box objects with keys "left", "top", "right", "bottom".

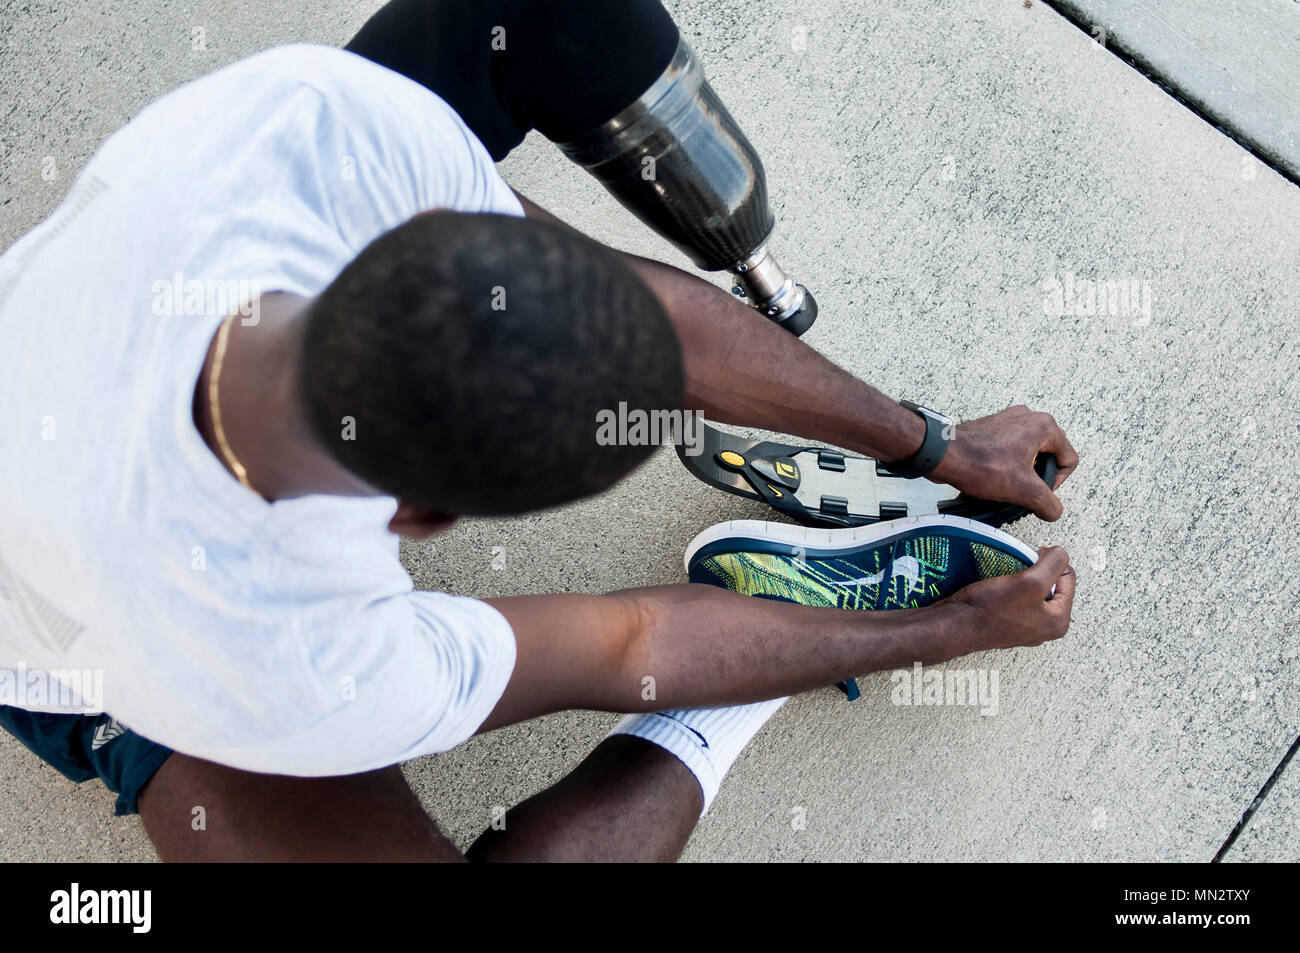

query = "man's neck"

[{"left": 193, "top": 293, "right": 376, "bottom": 501}]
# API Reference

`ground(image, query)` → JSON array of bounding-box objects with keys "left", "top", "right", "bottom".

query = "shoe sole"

[{"left": 684, "top": 513, "right": 1038, "bottom": 573}]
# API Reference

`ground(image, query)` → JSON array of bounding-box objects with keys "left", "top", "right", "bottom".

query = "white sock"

[{"left": 606, "top": 697, "right": 788, "bottom": 814}]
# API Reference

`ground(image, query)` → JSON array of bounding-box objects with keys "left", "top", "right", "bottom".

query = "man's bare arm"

[
  {"left": 510, "top": 190, "right": 1080, "bottom": 520},
  {"left": 479, "top": 547, "right": 1075, "bottom": 732}
]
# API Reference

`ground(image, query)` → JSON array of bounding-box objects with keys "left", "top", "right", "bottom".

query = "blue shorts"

[{"left": 0, "top": 706, "right": 173, "bottom": 816}]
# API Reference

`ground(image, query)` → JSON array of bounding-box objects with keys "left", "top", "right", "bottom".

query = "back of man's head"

[{"left": 300, "top": 211, "right": 683, "bottom": 515}]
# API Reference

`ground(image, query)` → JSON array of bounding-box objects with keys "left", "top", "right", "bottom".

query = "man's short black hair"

[{"left": 299, "top": 211, "right": 683, "bottom": 515}]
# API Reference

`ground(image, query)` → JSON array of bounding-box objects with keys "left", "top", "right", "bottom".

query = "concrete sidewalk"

[
  {"left": 1, "top": 0, "right": 1297, "bottom": 861},
  {"left": 1046, "top": 0, "right": 1300, "bottom": 182}
]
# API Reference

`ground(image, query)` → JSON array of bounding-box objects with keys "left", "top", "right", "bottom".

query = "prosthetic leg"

[{"left": 552, "top": 37, "right": 817, "bottom": 335}]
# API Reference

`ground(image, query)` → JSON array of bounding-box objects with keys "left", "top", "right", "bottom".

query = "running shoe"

[{"left": 684, "top": 514, "right": 1038, "bottom": 699}]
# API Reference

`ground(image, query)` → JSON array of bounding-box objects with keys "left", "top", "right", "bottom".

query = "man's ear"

[{"left": 388, "top": 502, "right": 458, "bottom": 540}]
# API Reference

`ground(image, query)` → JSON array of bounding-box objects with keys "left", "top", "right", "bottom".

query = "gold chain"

[{"left": 208, "top": 314, "right": 256, "bottom": 492}]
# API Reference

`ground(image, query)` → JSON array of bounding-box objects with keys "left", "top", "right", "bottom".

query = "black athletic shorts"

[{"left": 0, "top": 707, "right": 172, "bottom": 816}]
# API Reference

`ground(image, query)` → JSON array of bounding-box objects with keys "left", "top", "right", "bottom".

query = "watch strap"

[{"left": 884, "top": 401, "right": 949, "bottom": 479}]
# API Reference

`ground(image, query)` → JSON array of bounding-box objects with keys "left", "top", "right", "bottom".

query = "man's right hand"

[{"left": 944, "top": 546, "right": 1076, "bottom": 653}]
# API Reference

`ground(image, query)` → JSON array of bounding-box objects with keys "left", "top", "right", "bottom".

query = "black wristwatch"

[{"left": 883, "top": 400, "right": 953, "bottom": 478}]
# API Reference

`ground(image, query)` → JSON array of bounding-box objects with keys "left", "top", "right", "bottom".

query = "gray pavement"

[
  {"left": 1, "top": 0, "right": 1297, "bottom": 861},
  {"left": 1222, "top": 743, "right": 1300, "bottom": 862},
  {"left": 1048, "top": 0, "right": 1300, "bottom": 182}
]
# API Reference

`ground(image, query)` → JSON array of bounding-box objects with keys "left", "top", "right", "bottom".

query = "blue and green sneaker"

[{"left": 684, "top": 515, "right": 1038, "bottom": 699}]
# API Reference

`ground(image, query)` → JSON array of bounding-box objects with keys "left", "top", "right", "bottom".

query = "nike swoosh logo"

[
  {"left": 654, "top": 712, "right": 709, "bottom": 749},
  {"left": 831, "top": 555, "right": 921, "bottom": 591}
]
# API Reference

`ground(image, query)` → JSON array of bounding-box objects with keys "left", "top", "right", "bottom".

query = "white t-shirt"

[{"left": 0, "top": 45, "right": 524, "bottom": 776}]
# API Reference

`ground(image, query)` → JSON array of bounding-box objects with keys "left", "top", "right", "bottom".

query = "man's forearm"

[
  {"left": 480, "top": 585, "right": 966, "bottom": 731},
  {"left": 509, "top": 188, "right": 925, "bottom": 462},
  {"left": 625, "top": 582, "right": 968, "bottom": 707},
  {"left": 480, "top": 544, "right": 1073, "bottom": 732},
  {"left": 621, "top": 254, "right": 926, "bottom": 463}
]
